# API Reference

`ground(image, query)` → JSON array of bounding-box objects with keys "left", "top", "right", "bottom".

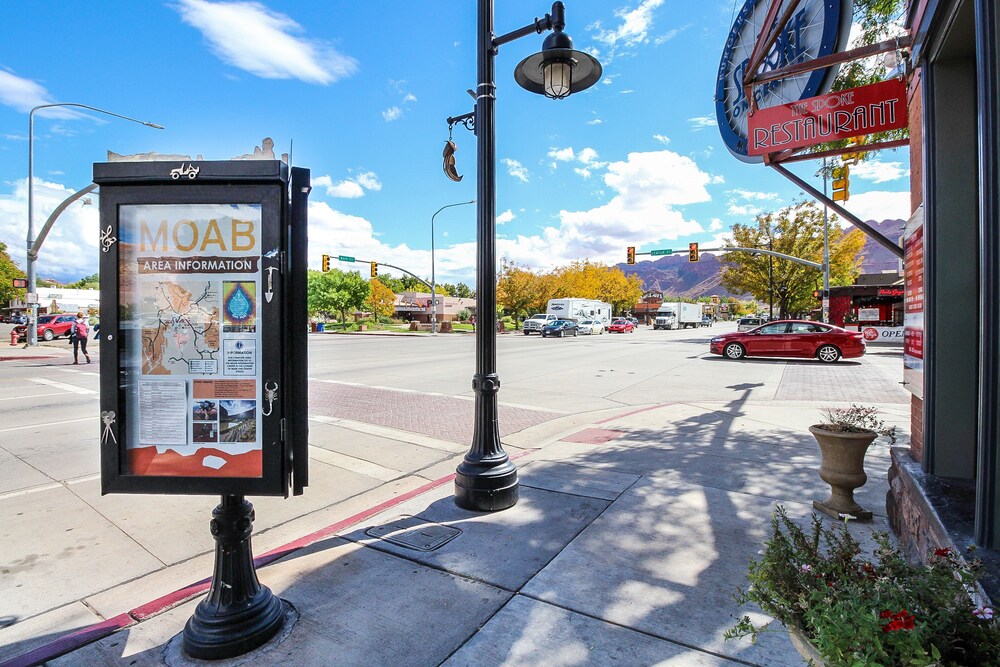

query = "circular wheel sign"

[
  {"left": 863, "top": 327, "right": 880, "bottom": 341},
  {"left": 715, "top": 0, "right": 853, "bottom": 162}
]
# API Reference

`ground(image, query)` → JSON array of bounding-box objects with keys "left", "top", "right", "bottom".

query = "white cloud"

[
  {"left": 314, "top": 170, "right": 382, "bottom": 198},
  {"left": 403, "top": 93, "right": 417, "bottom": 103},
  {"left": 849, "top": 160, "right": 909, "bottom": 183},
  {"left": 174, "top": 0, "right": 358, "bottom": 84},
  {"left": 710, "top": 175, "right": 725, "bottom": 184},
  {"left": 727, "top": 203, "right": 764, "bottom": 216},
  {"left": 548, "top": 147, "right": 575, "bottom": 162},
  {"left": 0, "top": 178, "right": 100, "bottom": 283},
  {"left": 587, "top": 118, "right": 603, "bottom": 125},
  {"left": 496, "top": 209, "right": 515, "bottom": 225},
  {"left": 574, "top": 167, "right": 592, "bottom": 179},
  {"left": 653, "top": 134, "right": 670, "bottom": 145},
  {"left": 591, "top": 0, "right": 666, "bottom": 62},
  {"left": 842, "top": 190, "right": 911, "bottom": 223},
  {"left": 502, "top": 158, "right": 530, "bottom": 183},
  {"left": 708, "top": 218, "right": 723, "bottom": 231},
  {"left": 729, "top": 188, "right": 778, "bottom": 201},
  {"left": 688, "top": 115, "right": 718, "bottom": 130},
  {"left": 577, "top": 147, "right": 601, "bottom": 165},
  {"left": 382, "top": 106, "right": 402, "bottom": 121}
]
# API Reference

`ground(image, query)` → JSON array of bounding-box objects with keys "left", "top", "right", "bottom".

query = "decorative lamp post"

[
  {"left": 26, "top": 103, "right": 162, "bottom": 346},
  {"left": 431, "top": 200, "right": 475, "bottom": 334},
  {"left": 453, "top": 0, "right": 601, "bottom": 511}
]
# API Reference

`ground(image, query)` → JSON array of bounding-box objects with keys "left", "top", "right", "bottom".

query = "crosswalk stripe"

[{"left": 29, "top": 377, "right": 98, "bottom": 396}]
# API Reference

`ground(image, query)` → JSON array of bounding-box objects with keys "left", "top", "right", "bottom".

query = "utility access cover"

[{"left": 365, "top": 515, "right": 462, "bottom": 552}]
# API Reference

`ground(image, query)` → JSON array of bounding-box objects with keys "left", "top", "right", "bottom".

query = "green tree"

[
  {"left": 307, "top": 269, "right": 369, "bottom": 322},
  {"left": 720, "top": 203, "right": 865, "bottom": 318},
  {"left": 812, "top": 0, "right": 908, "bottom": 158},
  {"left": 67, "top": 273, "right": 100, "bottom": 289},
  {"left": 0, "top": 242, "right": 27, "bottom": 306},
  {"left": 366, "top": 278, "right": 396, "bottom": 326},
  {"left": 453, "top": 283, "right": 474, "bottom": 298}
]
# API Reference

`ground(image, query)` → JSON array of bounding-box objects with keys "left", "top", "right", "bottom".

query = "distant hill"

[{"left": 616, "top": 219, "right": 905, "bottom": 298}]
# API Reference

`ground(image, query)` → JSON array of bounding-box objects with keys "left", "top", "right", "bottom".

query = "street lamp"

[
  {"left": 26, "top": 102, "right": 163, "bottom": 346},
  {"left": 431, "top": 200, "right": 475, "bottom": 334},
  {"left": 454, "top": 0, "right": 601, "bottom": 512}
]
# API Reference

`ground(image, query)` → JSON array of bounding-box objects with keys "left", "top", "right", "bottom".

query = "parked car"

[
  {"left": 578, "top": 319, "right": 604, "bottom": 335},
  {"left": 701, "top": 316, "right": 713, "bottom": 327},
  {"left": 608, "top": 318, "right": 635, "bottom": 334},
  {"left": 736, "top": 317, "right": 765, "bottom": 332},
  {"left": 523, "top": 313, "right": 558, "bottom": 335},
  {"left": 11, "top": 314, "right": 27, "bottom": 325},
  {"left": 541, "top": 319, "right": 578, "bottom": 338},
  {"left": 13, "top": 313, "right": 77, "bottom": 342},
  {"left": 709, "top": 320, "right": 865, "bottom": 363}
]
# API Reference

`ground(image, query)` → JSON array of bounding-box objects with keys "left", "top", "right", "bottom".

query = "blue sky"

[{"left": 0, "top": 0, "right": 910, "bottom": 286}]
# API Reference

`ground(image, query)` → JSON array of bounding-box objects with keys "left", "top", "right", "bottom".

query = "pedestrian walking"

[
  {"left": 71, "top": 312, "right": 91, "bottom": 364},
  {"left": 469, "top": 314, "right": 476, "bottom": 331}
]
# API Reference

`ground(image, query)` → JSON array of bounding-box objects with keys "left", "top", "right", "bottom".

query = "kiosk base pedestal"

[{"left": 183, "top": 495, "right": 284, "bottom": 660}]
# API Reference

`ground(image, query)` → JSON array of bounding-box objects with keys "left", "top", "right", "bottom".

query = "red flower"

[{"left": 880, "top": 610, "right": 917, "bottom": 633}]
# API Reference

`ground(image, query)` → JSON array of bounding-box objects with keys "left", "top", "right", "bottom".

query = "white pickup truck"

[{"left": 523, "top": 313, "right": 558, "bottom": 335}]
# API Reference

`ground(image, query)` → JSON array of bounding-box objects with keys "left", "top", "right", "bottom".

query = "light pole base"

[{"left": 455, "top": 459, "right": 519, "bottom": 511}]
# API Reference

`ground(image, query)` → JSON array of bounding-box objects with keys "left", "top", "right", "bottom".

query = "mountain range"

[{"left": 616, "top": 219, "right": 905, "bottom": 299}]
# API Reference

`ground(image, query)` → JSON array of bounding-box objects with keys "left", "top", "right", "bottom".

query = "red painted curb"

[
  {"left": 0, "top": 613, "right": 134, "bottom": 667},
  {"left": 3, "top": 445, "right": 537, "bottom": 666}
]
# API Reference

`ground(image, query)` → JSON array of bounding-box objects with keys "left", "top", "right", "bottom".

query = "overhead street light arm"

[
  {"left": 30, "top": 102, "right": 164, "bottom": 129},
  {"left": 28, "top": 184, "right": 98, "bottom": 261},
  {"left": 707, "top": 246, "right": 824, "bottom": 270}
]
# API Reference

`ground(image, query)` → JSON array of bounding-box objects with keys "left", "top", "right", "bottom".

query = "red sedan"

[
  {"left": 709, "top": 320, "right": 865, "bottom": 363},
  {"left": 608, "top": 318, "right": 635, "bottom": 333}
]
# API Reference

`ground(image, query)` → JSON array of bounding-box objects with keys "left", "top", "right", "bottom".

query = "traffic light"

[
  {"left": 626, "top": 246, "right": 636, "bottom": 265},
  {"left": 832, "top": 165, "right": 850, "bottom": 202},
  {"left": 688, "top": 242, "right": 699, "bottom": 262},
  {"left": 842, "top": 138, "right": 863, "bottom": 165},
  {"left": 370, "top": 261, "right": 378, "bottom": 278},
  {"left": 322, "top": 254, "right": 330, "bottom": 272}
]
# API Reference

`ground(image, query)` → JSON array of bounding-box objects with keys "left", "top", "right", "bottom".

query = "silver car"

[
  {"left": 578, "top": 319, "right": 604, "bottom": 335},
  {"left": 737, "top": 317, "right": 764, "bottom": 332}
]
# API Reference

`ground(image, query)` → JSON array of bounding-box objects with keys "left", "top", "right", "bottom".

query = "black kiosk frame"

[{"left": 94, "top": 160, "right": 309, "bottom": 658}]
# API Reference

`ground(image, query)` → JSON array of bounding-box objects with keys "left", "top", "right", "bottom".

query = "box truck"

[
  {"left": 546, "top": 299, "right": 613, "bottom": 324},
  {"left": 653, "top": 302, "right": 702, "bottom": 330}
]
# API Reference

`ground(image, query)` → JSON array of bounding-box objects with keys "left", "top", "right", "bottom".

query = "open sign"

[{"left": 862, "top": 326, "right": 904, "bottom": 345}]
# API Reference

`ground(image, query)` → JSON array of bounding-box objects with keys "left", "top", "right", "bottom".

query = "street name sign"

[
  {"left": 338, "top": 255, "right": 355, "bottom": 262},
  {"left": 650, "top": 249, "right": 673, "bottom": 256}
]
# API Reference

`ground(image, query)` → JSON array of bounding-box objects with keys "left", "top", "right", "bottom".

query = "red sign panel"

[
  {"left": 747, "top": 78, "right": 908, "bottom": 156},
  {"left": 12, "top": 278, "right": 27, "bottom": 288}
]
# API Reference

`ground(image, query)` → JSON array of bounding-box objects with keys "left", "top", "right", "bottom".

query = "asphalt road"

[{"left": 0, "top": 321, "right": 909, "bottom": 655}]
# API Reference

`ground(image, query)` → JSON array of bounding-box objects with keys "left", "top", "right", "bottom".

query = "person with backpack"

[{"left": 70, "top": 312, "right": 91, "bottom": 364}]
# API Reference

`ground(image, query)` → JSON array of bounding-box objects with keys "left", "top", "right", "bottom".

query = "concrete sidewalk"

[{"left": 0, "top": 396, "right": 908, "bottom": 667}]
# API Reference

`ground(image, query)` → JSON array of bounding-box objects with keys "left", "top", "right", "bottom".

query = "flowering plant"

[
  {"left": 725, "top": 506, "right": 999, "bottom": 666},
  {"left": 816, "top": 404, "right": 897, "bottom": 445}
]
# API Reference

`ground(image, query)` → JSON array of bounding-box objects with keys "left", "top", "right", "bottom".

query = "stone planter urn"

[
  {"left": 809, "top": 425, "right": 877, "bottom": 521},
  {"left": 788, "top": 626, "right": 826, "bottom": 666}
]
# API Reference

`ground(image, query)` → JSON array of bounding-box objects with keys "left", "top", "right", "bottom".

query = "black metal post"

[
  {"left": 455, "top": 0, "right": 519, "bottom": 511},
  {"left": 183, "top": 495, "right": 284, "bottom": 659}
]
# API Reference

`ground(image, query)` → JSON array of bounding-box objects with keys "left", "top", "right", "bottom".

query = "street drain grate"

[{"left": 365, "top": 515, "right": 462, "bottom": 552}]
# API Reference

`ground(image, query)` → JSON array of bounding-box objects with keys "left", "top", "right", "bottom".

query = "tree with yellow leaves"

[{"left": 366, "top": 278, "right": 396, "bottom": 327}]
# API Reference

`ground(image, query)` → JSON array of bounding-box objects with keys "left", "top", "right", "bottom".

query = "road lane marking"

[
  {"left": 0, "top": 392, "right": 65, "bottom": 402},
  {"left": 30, "top": 377, "right": 98, "bottom": 395},
  {"left": 0, "top": 417, "right": 94, "bottom": 433},
  {"left": 55, "top": 368, "right": 100, "bottom": 377},
  {"left": 308, "top": 414, "right": 464, "bottom": 453}
]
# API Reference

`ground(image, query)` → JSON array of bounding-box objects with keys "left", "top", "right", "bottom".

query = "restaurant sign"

[
  {"left": 748, "top": 78, "right": 907, "bottom": 155},
  {"left": 95, "top": 160, "right": 310, "bottom": 496}
]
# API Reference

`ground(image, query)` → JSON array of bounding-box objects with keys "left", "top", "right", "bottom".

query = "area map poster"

[{"left": 118, "top": 204, "right": 264, "bottom": 478}]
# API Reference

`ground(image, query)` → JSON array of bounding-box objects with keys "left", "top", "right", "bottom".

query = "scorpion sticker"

[{"left": 262, "top": 381, "right": 278, "bottom": 416}]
